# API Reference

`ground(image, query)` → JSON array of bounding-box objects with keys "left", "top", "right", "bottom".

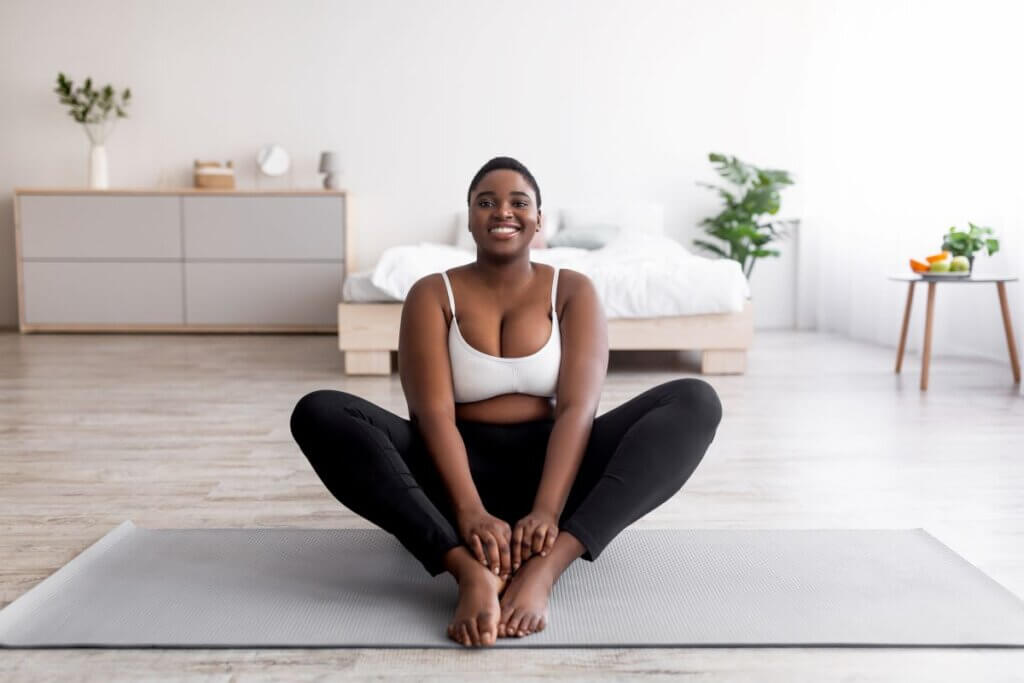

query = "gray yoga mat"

[{"left": 2, "top": 522, "right": 1024, "bottom": 648}]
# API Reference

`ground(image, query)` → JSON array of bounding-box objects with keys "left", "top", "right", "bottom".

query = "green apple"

[
  {"left": 950, "top": 256, "right": 969, "bottom": 272},
  {"left": 930, "top": 260, "right": 951, "bottom": 273}
]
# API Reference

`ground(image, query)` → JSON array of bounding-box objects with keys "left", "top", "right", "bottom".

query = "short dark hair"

[{"left": 466, "top": 156, "right": 542, "bottom": 209}]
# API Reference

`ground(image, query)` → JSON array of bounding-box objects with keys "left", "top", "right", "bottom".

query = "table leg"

[
  {"left": 921, "top": 282, "right": 936, "bottom": 391},
  {"left": 996, "top": 282, "right": 1021, "bottom": 384},
  {"left": 895, "top": 282, "right": 915, "bottom": 374}
]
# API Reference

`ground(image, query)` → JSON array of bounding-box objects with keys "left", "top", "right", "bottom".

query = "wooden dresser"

[{"left": 14, "top": 189, "right": 347, "bottom": 332}]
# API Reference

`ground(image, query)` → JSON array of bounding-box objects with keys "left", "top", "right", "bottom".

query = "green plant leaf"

[
  {"left": 943, "top": 223, "right": 999, "bottom": 258},
  {"left": 695, "top": 153, "right": 793, "bottom": 271},
  {"left": 709, "top": 153, "right": 751, "bottom": 185},
  {"left": 54, "top": 73, "right": 131, "bottom": 125},
  {"left": 693, "top": 239, "right": 730, "bottom": 258}
]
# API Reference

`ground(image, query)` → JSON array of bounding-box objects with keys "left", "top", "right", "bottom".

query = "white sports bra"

[{"left": 440, "top": 267, "right": 561, "bottom": 404}]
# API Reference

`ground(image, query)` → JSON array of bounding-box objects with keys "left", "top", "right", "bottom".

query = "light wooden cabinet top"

[{"left": 15, "top": 188, "right": 346, "bottom": 196}]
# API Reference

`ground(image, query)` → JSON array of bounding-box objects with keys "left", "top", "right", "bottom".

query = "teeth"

[{"left": 489, "top": 227, "right": 519, "bottom": 234}]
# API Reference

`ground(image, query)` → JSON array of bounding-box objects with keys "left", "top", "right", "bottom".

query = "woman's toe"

[
  {"left": 478, "top": 616, "right": 496, "bottom": 646},
  {"left": 470, "top": 620, "right": 485, "bottom": 647},
  {"left": 502, "top": 609, "right": 517, "bottom": 634}
]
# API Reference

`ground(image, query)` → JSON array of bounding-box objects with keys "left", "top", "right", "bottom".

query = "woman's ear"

[{"left": 531, "top": 210, "right": 547, "bottom": 248}]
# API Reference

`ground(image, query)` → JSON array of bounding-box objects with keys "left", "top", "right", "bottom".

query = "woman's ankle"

[
  {"left": 442, "top": 545, "right": 479, "bottom": 581},
  {"left": 443, "top": 546, "right": 507, "bottom": 587}
]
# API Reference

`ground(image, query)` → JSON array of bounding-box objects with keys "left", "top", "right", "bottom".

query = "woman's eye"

[{"left": 476, "top": 199, "right": 528, "bottom": 208}]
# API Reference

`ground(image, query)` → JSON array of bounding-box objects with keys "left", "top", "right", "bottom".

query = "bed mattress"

[
  {"left": 343, "top": 233, "right": 749, "bottom": 317},
  {"left": 343, "top": 270, "right": 400, "bottom": 302}
]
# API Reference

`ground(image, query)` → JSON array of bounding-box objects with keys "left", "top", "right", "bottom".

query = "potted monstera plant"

[{"left": 693, "top": 153, "right": 796, "bottom": 280}]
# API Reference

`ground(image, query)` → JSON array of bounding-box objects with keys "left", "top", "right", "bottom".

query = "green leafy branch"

[
  {"left": 941, "top": 222, "right": 999, "bottom": 260},
  {"left": 54, "top": 72, "right": 131, "bottom": 125},
  {"left": 693, "top": 153, "right": 795, "bottom": 279}
]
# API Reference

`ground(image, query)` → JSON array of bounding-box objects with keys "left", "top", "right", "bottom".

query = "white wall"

[
  {"left": 798, "top": 1, "right": 1024, "bottom": 363},
  {"left": 0, "top": 0, "right": 812, "bottom": 330},
  {"left": 2, "top": 0, "right": 1020, "bottom": 359}
]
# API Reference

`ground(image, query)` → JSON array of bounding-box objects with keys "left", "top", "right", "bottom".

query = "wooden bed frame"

[
  {"left": 338, "top": 300, "right": 752, "bottom": 375},
  {"left": 336, "top": 230, "right": 752, "bottom": 376}
]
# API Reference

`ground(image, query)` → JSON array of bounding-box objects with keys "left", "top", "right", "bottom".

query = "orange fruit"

[
  {"left": 925, "top": 251, "right": 951, "bottom": 264},
  {"left": 910, "top": 258, "right": 930, "bottom": 273}
]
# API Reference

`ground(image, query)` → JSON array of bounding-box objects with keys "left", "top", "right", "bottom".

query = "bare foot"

[
  {"left": 447, "top": 561, "right": 506, "bottom": 647},
  {"left": 497, "top": 554, "right": 555, "bottom": 638}
]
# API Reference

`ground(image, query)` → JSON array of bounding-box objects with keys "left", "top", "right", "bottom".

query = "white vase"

[{"left": 89, "top": 144, "right": 109, "bottom": 189}]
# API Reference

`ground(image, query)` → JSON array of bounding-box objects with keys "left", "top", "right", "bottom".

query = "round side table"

[{"left": 888, "top": 274, "right": 1020, "bottom": 390}]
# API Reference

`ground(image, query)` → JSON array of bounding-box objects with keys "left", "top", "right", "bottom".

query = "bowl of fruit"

[{"left": 909, "top": 252, "right": 970, "bottom": 279}]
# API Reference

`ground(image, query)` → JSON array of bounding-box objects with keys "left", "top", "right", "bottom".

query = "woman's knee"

[
  {"left": 290, "top": 389, "right": 357, "bottom": 443},
  {"left": 660, "top": 378, "right": 723, "bottom": 430}
]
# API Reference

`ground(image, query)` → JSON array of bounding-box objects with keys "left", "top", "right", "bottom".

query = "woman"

[{"left": 290, "top": 157, "right": 722, "bottom": 648}]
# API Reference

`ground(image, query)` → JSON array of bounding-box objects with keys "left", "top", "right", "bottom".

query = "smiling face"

[{"left": 468, "top": 169, "right": 543, "bottom": 253}]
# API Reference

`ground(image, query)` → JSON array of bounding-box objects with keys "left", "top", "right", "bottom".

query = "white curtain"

[{"left": 795, "top": 1, "right": 1024, "bottom": 371}]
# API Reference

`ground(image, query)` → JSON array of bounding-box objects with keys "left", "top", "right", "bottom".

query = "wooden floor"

[{"left": 1, "top": 330, "right": 1022, "bottom": 681}]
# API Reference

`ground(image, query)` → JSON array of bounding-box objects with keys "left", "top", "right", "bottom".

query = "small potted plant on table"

[{"left": 941, "top": 223, "right": 999, "bottom": 274}]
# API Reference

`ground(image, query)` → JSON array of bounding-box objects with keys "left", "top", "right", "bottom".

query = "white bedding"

[{"left": 352, "top": 233, "right": 749, "bottom": 317}]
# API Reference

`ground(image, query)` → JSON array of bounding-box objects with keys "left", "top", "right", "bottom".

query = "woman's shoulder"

[
  {"left": 534, "top": 262, "right": 588, "bottom": 286},
  {"left": 552, "top": 266, "right": 588, "bottom": 285},
  {"left": 550, "top": 266, "right": 592, "bottom": 294},
  {"left": 405, "top": 272, "right": 453, "bottom": 319},
  {"left": 548, "top": 266, "right": 597, "bottom": 316}
]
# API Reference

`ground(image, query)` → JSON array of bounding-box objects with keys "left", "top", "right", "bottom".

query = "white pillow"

[
  {"left": 560, "top": 203, "right": 664, "bottom": 237},
  {"left": 453, "top": 207, "right": 560, "bottom": 251}
]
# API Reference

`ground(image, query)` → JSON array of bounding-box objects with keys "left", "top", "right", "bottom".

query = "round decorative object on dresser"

[{"left": 257, "top": 144, "right": 290, "bottom": 176}]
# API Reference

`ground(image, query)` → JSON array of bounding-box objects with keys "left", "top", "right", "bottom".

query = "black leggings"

[{"left": 290, "top": 378, "right": 722, "bottom": 576}]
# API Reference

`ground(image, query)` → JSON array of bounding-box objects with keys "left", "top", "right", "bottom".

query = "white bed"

[
  {"left": 344, "top": 233, "right": 748, "bottom": 317},
  {"left": 338, "top": 205, "right": 754, "bottom": 375}
]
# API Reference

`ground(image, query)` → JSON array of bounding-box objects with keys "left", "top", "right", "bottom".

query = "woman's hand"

[
  {"left": 456, "top": 507, "right": 512, "bottom": 577},
  {"left": 512, "top": 510, "right": 559, "bottom": 570}
]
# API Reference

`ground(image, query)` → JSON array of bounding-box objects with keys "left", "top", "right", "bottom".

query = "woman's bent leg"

[
  {"left": 559, "top": 378, "right": 722, "bottom": 561},
  {"left": 290, "top": 389, "right": 462, "bottom": 576}
]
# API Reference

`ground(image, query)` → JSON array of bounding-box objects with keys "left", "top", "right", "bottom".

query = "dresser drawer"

[
  {"left": 185, "top": 262, "right": 343, "bottom": 325},
  {"left": 18, "top": 195, "right": 182, "bottom": 258},
  {"left": 183, "top": 196, "right": 343, "bottom": 260},
  {"left": 22, "top": 261, "right": 184, "bottom": 324}
]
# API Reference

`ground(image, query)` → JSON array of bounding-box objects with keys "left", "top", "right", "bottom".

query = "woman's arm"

[
  {"left": 532, "top": 269, "right": 609, "bottom": 518},
  {"left": 399, "top": 275, "right": 512, "bottom": 573},
  {"left": 399, "top": 276, "right": 482, "bottom": 514}
]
